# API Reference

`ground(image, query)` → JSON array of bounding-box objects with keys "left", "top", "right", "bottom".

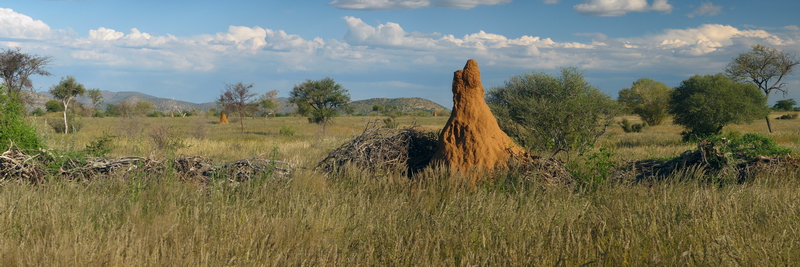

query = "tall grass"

[{"left": 3, "top": 113, "right": 799, "bottom": 265}]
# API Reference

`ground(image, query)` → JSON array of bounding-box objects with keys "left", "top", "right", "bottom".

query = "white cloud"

[
  {"left": 687, "top": 1, "right": 722, "bottom": 18},
  {"left": 783, "top": 25, "right": 800, "bottom": 31},
  {"left": 574, "top": 0, "right": 673, "bottom": 16},
  {"left": 0, "top": 8, "right": 52, "bottom": 39},
  {"left": 328, "top": 0, "right": 510, "bottom": 10}
]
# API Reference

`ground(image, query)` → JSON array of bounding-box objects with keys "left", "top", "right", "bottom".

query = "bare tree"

[
  {"left": 726, "top": 44, "right": 800, "bottom": 133},
  {"left": 49, "top": 76, "right": 86, "bottom": 134},
  {"left": 0, "top": 47, "right": 52, "bottom": 95},
  {"left": 218, "top": 82, "right": 257, "bottom": 133}
]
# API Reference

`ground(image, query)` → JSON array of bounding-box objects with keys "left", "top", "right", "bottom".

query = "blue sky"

[{"left": 1, "top": 0, "right": 799, "bottom": 107}]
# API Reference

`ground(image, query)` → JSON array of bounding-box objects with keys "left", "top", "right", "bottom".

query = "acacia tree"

[
  {"left": 618, "top": 78, "right": 673, "bottom": 126},
  {"left": 725, "top": 44, "right": 800, "bottom": 133},
  {"left": 288, "top": 77, "right": 350, "bottom": 135},
  {"left": 49, "top": 76, "right": 86, "bottom": 134},
  {"left": 670, "top": 73, "right": 769, "bottom": 140},
  {"left": 217, "top": 82, "right": 257, "bottom": 133},
  {"left": 0, "top": 47, "right": 52, "bottom": 95},
  {"left": 487, "top": 67, "right": 618, "bottom": 154}
]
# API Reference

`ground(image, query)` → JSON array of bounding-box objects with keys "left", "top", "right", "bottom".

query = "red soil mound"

[
  {"left": 431, "top": 59, "right": 524, "bottom": 176},
  {"left": 219, "top": 110, "right": 229, "bottom": 124}
]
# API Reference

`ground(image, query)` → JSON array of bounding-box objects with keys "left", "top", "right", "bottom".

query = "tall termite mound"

[
  {"left": 219, "top": 110, "right": 229, "bottom": 124},
  {"left": 431, "top": 59, "right": 524, "bottom": 173}
]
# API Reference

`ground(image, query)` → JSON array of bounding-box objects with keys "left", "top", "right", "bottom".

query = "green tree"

[
  {"left": 725, "top": 44, "right": 800, "bottom": 133},
  {"left": 49, "top": 76, "right": 86, "bottom": 134},
  {"left": 486, "top": 67, "right": 618, "bottom": 154},
  {"left": 618, "top": 78, "right": 673, "bottom": 126},
  {"left": 217, "top": 82, "right": 257, "bottom": 133},
  {"left": 773, "top": 99, "right": 796, "bottom": 111},
  {"left": 0, "top": 47, "right": 52, "bottom": 95},
  {"left": 288, "top": 77, "right": 350, "bottom": 135},
  {"left": 669, "top": 73, "right": 769, "bottom": 140},
  {"left": 45, "top": 99, "right": 63, "bottom": 112}
]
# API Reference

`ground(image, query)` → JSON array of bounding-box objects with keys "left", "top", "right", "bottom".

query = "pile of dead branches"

[
  {"left": 316, "top": 124, "right": 438, "bottom": 176},
  {"left": 624, "top": 140, "right": 728, "bottom": 182},
  {"left": 0, "top": 144, "right": 295, "bottom": 183},
  {"left": 0, "top": 145, "right": 45, "bottom": 183},
  {"left": 516, "top": 155, "right": 575, "bottom": 185}
]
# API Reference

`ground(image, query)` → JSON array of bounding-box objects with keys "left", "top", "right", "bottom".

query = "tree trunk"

[
  {"left": 62, "top": 101, "right": 69, "bottom": 134},
  {"left": 765, "top": 116, "right": 773, "bottom": 133},
  {"left": 240, "top": 112, "right": 245, "bottom": 133}
]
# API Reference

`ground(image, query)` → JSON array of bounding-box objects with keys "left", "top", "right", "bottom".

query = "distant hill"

[
  {"left": 348, "top": 98, "right": 450, "bottom": 116},
  {"left": 28, "top": 91, "right": 447, "bottom": 116}
]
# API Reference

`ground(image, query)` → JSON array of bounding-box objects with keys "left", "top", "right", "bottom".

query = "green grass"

[{"left": 2, "top": 112, "right": 799, "bottom": 265}]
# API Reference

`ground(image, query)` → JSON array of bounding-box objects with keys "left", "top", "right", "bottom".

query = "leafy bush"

[
  {"left": 670, "top": 74, "right": 769, "bottom": 141},
  {"left": 0, "top": 92, "right": 42, "bottom": 150},
  {"left": 279, "top": 125, "right": 296, "bottom": 136},
  {"left": 487, "top": 67, "right": 619, "bottom": 153},
  {"left": 84, "top": 133, "right": 115, "bottom": 157},
  {"left": 714, "top": 133, "right": 793, "bottom": 160},
  {"left": 45, "top": 99, "right": 63, "bottom": 112},
  {"left": 30, "top": 108, "right": 45, "bottom": 116},
  {"left": 618, "top": 118, "right": 645, "bottom": 133}
]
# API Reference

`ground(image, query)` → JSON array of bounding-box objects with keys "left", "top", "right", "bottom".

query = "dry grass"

[{"left": 3, "top": 112, "right": 799, "bottom": 265}]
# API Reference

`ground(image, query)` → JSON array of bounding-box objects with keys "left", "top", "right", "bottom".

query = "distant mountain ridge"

[
  {"left": 31, "top": 91, "right": 449, "bottom": 115},
  {"left": 347, "top": 98, "right": 450, "bottom": 115}
]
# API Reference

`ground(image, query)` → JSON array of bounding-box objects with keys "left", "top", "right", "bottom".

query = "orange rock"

[
  {"left": 219, "top": 110, "right": 229, "bottom": 124},
  {"left": 431, "top": 59, "right": 524, "bottom": 177}
]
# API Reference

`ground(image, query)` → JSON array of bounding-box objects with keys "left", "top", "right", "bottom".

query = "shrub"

[
  {"left": 279, "top": 125, "right": 296, "bottom": 136},
  {"left": 45, "top": 99, "right": 63, "bottom": 112},
  {"left": 670, "top": 74, "right": 769, "bottom": 141},
  {"left": 84, "top": 133, "right": 115, "bottom": 157},
  {"left": 618, "top": 118, "right": 645, "bottom": 133},
  {"left": 0, "top": 92, "right": 42, "bottom": 150},
  {"left": 30, "top": 108, "right": 45, "bottom": 116},
  {"left": 487, "top": 67, "right": 618, "bottom": 153},
  {"left": 149, "top": 125, "right": 183, "bottom": 151}
]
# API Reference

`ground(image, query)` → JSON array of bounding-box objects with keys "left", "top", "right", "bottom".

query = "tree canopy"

[
  {"left": 0, "top": 47, "right": 52, "bottom": 95},
  {"left": 618, "top": 78, "right": 673, "bottom": 126},
  {"left": 289, "top": 77, "right": 350, "bottom": 133},
  {"left": 669, "top": 73, "right": 769, "bottom": 140}
]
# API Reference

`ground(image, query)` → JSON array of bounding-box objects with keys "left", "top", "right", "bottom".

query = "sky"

[{"left": 1, "top": 0, "right": 799, "bottom": 107}]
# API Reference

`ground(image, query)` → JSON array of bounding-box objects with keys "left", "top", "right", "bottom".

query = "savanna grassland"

[{"left": 2, "top": 113, "right": 800, "bottom": 265}]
